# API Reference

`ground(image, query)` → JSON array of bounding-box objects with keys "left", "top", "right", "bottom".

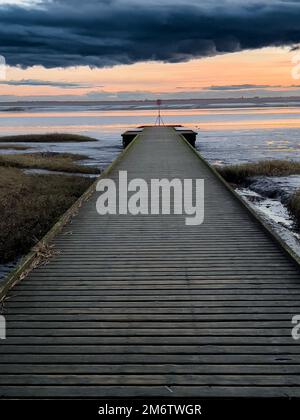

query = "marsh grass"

[
  {"left": 0, "top": 167, "right": 93, "bottom": 263},
  {"left": 0, "top": 152, "right": 101, "bottom": 174},
  {"left": 288, "top": 191, "right": 300, "bottom": 226},
  {"left": 0, "top": 133, "right": 97, "bottom": 143},
  {"left": 217, "top": 160, "right": 300, "bottom": 183},
  {"left": 0, "top": 145, "right": 31, "bottom": 151}
]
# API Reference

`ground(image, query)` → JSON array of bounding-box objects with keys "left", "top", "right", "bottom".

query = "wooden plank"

[
  {"left": 3, "top": 328, "right": 293, "bottom": 336},
  {"left": 1, "top": 364, "right": 300, "bottom": 375},
  {"left": 14, "top": 283, "right": 300, "bottom": 289},
  {"left": 0, "top": 385, "right": 299, "bottom": 398},
  {"left": 1, "top": 374, "right": 300, "bottom": 386},
  {"left": 3, "top": 320, "right": 295, "bottom": 328},
  {"left": 3, "top": 313, "right": 297, "bottom": 321},
  {"left": 10, "top": 289, "right": 300, "bottom": 296},
  {"left": 7, "top": 295, "right": 300, "bottom": 302},
  {"left": 1, "top": 336, "right": 298, "bottom": 345},
  {"left": 5, "top": 300, "right": 300, "bottom": 307},
  {"left": 5, "top": 307, "right": 300, "bottom": 314},
  {"left": 0, "top": 344, "right": 299, "bottom": 354},
  {"left": 0, "top": 354, "right": 299, "bottom": 364}
]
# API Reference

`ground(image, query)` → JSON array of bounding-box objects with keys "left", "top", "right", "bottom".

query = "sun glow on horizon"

[{"left": 0, "top": 47, "right": 298, "bottom": 99}]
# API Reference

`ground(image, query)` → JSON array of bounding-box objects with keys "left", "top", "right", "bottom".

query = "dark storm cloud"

[{"left": 1, "top": 0, "right": 300, "bottom": 68}]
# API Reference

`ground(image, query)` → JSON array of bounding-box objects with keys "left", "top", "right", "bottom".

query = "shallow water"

[
  {"left": 198, "top": 127, "right": 300, "bottom": 166},
  {"left": 1, "top": 106, "right": 300, "bottom": 168},
  {"left": 1, "top": 105, "right": 300, "bottom": 281}
]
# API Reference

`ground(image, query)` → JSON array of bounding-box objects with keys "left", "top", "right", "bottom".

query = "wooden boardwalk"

[{"left": 1, "top": 126, "right": 300, "bottom": 398}]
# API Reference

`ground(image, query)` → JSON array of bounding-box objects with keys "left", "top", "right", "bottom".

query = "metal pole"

[
  {"left": 155, "top": 99, "right": 164, "bottom": 126},
  {"left": 158, "top": 104, "right": 161, "bottom": 126}
]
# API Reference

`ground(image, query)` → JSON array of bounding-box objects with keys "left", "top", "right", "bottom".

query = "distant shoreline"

[{"left": 2, "top": 96, "right": 300, "bottom": 112}]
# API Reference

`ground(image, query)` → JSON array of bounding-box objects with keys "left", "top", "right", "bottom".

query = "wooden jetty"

[
  {"left": 0, "top": 126, "right": 300, "bottom": 398},
  {"left": 122, "top": 126, "right": 197, "bottom": 147}
]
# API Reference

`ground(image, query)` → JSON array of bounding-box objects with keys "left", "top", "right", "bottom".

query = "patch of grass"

[
  {"left": 0, "top": 133, "right": 97, "bottom": 143},
  {"left": 0, "top": 152, "right": 101, "bottom": 174},
  {"left": 288, "top": 190, "right": 300, "bottom": 226},
  {"left": 0, "top": 167, "right": 93, "bottom": 263},
  {"left": 0, "top": 145, "right": 31, "bottom": 151},
  {"left": 217, "top": 160, "right": 300, "bottom": 183},
  {"left": 217, "top": 160, "right": 300, "bottom": 227}
]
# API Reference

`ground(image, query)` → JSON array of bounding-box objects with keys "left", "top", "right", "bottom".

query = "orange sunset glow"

[{"left": 1, "top": 47, "right": 299, "bottom": 99}]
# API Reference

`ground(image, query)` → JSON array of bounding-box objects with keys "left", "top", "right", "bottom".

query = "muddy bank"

[
  {"left": 234, "top": 176, "right": 300, "bottom": 257},
  {"left": 238, "top": 175, "right": 300, "bottom": 203}
]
